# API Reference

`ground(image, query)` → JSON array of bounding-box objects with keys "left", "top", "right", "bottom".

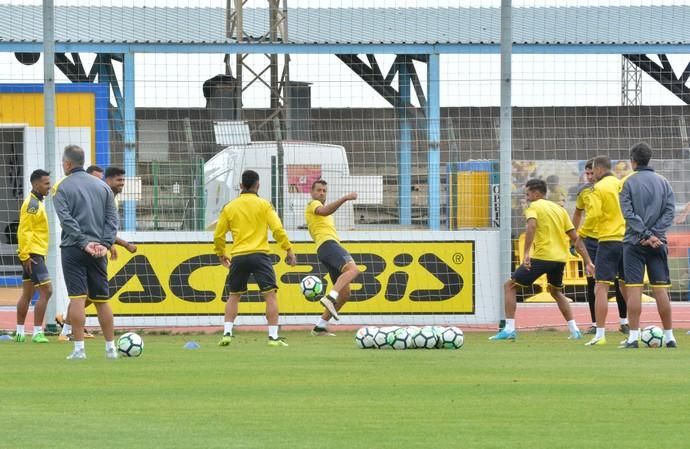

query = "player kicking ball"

[
  {"left": 306, "top": 180, "right": 361, "bottom": 335},
  {"left": 490, "top": 179, "right": 594, "bottom": 341}
]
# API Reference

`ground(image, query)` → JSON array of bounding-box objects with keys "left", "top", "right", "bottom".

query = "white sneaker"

[
  {"left": 106, "top": 349, "right": 119, "bottom": 360},
  {"left": 66, "top": 349, "right": 86, "bottom": 360}
]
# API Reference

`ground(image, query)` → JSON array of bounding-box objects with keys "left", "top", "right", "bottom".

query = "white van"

[{"left": 204, "top": 141, "right": 382, "bottom": 231}]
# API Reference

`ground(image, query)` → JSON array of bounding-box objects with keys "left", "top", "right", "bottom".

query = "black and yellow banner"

[{"left": 106, "top": 241, "right": 474, "bottom": 315}]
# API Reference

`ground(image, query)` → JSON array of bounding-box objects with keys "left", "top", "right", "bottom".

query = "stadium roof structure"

[
  {"left": 2, "top": 4, "right": 690, "bottom": 231},
  {"left": 1, "top": 5, "right": 690, "bottom": 53}
]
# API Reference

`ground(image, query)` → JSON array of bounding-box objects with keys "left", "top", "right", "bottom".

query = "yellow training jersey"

[
  {"left": 524, "top": 198, "right": 574, "bottom": 263},
  {"left": 305, "top": 200, "right": 340, "bottom": 248},
  {"left": 587, "top": 174, "right": 625, "bottom": 242},
  {"left": 213, "top": 192, "right": 292, "bottom": 257},
  {"left": 575, "top": 184, "right": 598, "bottom": 239},
  {"left": 17, "top": 192, "right": 49, "bottom": 261}
]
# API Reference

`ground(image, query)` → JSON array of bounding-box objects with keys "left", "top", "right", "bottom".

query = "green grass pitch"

[{"left": 2, "top": 330, "right": 690, "bottom": 449}]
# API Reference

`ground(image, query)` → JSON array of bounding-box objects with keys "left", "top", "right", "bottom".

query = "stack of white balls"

[{"left": 355, "top": 326, "right": 464, "bottom": 350}]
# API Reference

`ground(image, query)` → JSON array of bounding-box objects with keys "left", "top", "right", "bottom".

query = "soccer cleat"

[
  {"left": 14, "top": 333, "right": 26, "bottom": 343},
  {"left": 584, "top": 326, "right": 597, "bottom": 335},
  {"left": 84, "top": 330, "right": 96, "bottom": 339},
  {"left": 58, "top": 334, "right": 72, "bottom": 342},
  {"left": 267, "top": 336, "right": 288, "bottom": 347},
  {"left": 489, "top": 329, "right": 517, "bottom": 341},
  {"left": 105, "top": 348, "right": 119, "bottom": 359},
  {"left": 310, "top": 326, "right": 336, "bottom": 337},
  {"left": 618, "top": 340, "right": 639, "bottom": 349},
  {"left": 619, "top": 324, "right": 630, "bottom": 335},
  {"left": 218, "top": 333, "right": 233, "bottom": 346},
  {"left": 55, "top": 313, "right": 65, "bottom": 328},
  {"left": 66, "top": 349, "right": 86, "bottom": 360},
  {"left": 585, "top": 336, "right": 606, "bottom": 346},
  {"left": 568, "top": 330, "right": 583, "bottom": 340},
  {"left": 665, "top": 340, "right": 677, "bottom": 348},
  {"left": 319, "top": 295, "right": 340, "bottom": 321},
  {"left": 31, "top": 332, "right": 49, "bottom": 343}
]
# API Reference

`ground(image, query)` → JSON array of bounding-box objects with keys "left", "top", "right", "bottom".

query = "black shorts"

[
  {"left": 595, "top": 241, "right": 623, "bottom": 284},
  {"left": 61, "top": 246, "right": 109, "bottom": 301},
  {"left": 512, "top": 259, "right": 565, "bottom": 289},
  {"left": 317, "top": 240, "right": 354, "bottom": 283},
  {"left": 623, "top": 243, "right": 671, "bottom": 287},
  {"left": 226, "top": 253, "right": 277, "bottom": 294},
  {"left": 21, "top": 254, "right": 51, "bottom": 286},
  {"left": 582, "top": 237, "right": 598, "bottom": 268}
]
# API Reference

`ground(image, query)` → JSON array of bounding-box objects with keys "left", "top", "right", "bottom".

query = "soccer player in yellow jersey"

[
  {"left": 305, "top": 180, "right": 361, "bottom": 333},
  {"left": 572, "top": 159, "right": 628, "bottom": 335},
  {"left": 14, "top": 170, "right": 53, "bottom": 343},
  {"left": 214, "top": 170, "right": 296, "bottom": 347},
  {"left": 584, "top": 156, "right": 628, "bottom": 346},
  {"left": 490, "top": 179, "right": 594, "bottom": 341}
]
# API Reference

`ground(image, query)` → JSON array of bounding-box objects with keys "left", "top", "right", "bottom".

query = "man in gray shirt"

[
  {"left": 619, "top": 142, "right": 677, "bottom": 348},
  {"left": 53, "top": 145, "right": 118, "bottom": 359}
]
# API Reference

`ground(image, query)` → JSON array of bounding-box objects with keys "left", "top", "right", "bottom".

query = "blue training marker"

[{"left": 183, "top": 341, "right": 200, "bottom": 350}]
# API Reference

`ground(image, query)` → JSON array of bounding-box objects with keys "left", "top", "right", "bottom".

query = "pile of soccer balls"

[{"left": 355, "top": 326, "right": 464, "bottom": 350}]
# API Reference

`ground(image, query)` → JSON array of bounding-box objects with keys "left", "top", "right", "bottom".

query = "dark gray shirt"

[
  {"left": 53, "top": 167, "right": 118, "bottom": 249},
  {"left": 619, "top": 166, "right": 675, "bottom": 244}
]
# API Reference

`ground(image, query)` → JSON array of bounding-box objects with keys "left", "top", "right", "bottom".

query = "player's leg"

[
  {"left": 317, "top": 242, "right": 358, "bottom": 320},
  {"left": 253, "top": 254, "right": 286, "bottom": 346},
  {"left": 646, "top": 244, "right": 675, "bottom": 346},
  {"left": 219, "top": 255, "right": 250, "bottom": 346},
  {"left": 588, "top": 241, "right": 622, "bottom": 346},
  {"left": 546, "top": 262, "right": 581, "bottom": 339},
  {"left": 83, "top": 299, "right": 95, "bottom": 339},
  {"left": 30, "top": 255, "right": 52, "bottom": 343},
  {"left": 87, "top": 254, "right": 116, "bottom": 358},
  {"left": 620, "top": 243, "right": 645, "bottom": 348},
  {"left": 58, "top": 301, "right": 73, "bottom": 341},
  {"left": 613, "top": 279, "right": 629, "bottom": 333},
  {"left": 14, "top": 279, "right": 34, "bottom": 342},
  {"left": 583, "top": 238, "right": 598, "bottom": 333},
  {"left": 313, "top": 256, "right": 357, "bottom": 334},
  {"left": 489, "top": 262, "right": 541, "bottom": 341},
  {"left": 62, "top": 246, "right": 89, "bottom": 359},
  {"left": 331, "top": 260, "right": 360, "bottom": 297}
]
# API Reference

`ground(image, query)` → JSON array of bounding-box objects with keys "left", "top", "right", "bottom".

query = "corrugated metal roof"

[{"left": 0, "top": 5, "right": 689, "bottom": 45}]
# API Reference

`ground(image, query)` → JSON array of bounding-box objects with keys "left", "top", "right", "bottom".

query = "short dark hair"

[
  {"left": 630, "top": 142, "right": 652, "bottom": 166},
  {"left": 105, "top": 166, "right": 126, "bottom": 179},
  {"left": 241, "top": 170, "right": 260, "bottom": 189},
  {"left": 525, "top": 178, "right": 547, "bottom": 194},
  {"left": 592, "top": 156, "right": 611, "bottom": 170},
  {"left": 30, "top": 169, "right": 50, "bottom": 184},
  {"left": 86, "top": 165, "right": 103, "bottom": 175},
  {"left": 545, "top": 174, "right": 559, "bottom": 184},
  {"left": 584, "top": 158, "right": 594, "bottom": 170},
  {"left": 63, "top": 145, "right": 85, "bottom": 167},
  {"left": 311, "top": 179, "right": 327, "bottom": 190}
]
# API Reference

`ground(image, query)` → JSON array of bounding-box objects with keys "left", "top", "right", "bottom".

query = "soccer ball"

[
  {"left": 386, "top": 327, "right": 413, "bottom": 350},
  {"left": 438, "top": 327, "right": 464, "bottom": 349},
  {"left": 300, "top": 275, "right": 324, "bottom": 299},
  {"left": 373, "top": 326, "right": 398, "bottom": 349},
  {"left": 432, "top": 326, "right": 447, "bottom": 348},
  {"left": 412, "top": 326, "right": 438, "bottom": 349},
  {"left": 641, "top": 326, "right": 664, "bottom": 348},
  {"left": 117, "top": 332, "right": 144, "bottom": 357},
  {"left": 405, "top": 326, "right": 421, "bottom": 349},
  {"left": 355, "top": 327, "right": 378, "bottom": 349}
]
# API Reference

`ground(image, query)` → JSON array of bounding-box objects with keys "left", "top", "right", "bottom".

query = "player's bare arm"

[
  {"left": 522, "top": 218, "right": 537, "bottom": 269},
  {"left": 315, "top": 192, "right": 358, "bottom": 216}
]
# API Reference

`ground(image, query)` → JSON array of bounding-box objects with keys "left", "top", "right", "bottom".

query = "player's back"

[
  {"left": 525, "top": 198, "right": 573, "bottom": 262},
  {"left": 591, "top": 174, "right": 625, "bottom": 241},
  {"left": 221, "top": 193, "right": 276, "bottom": 256}
]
